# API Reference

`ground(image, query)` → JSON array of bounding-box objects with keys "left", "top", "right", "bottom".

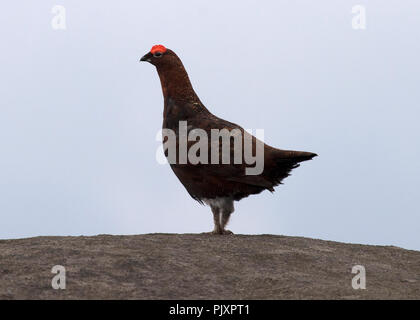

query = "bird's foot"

[
  {"left": 201, "top": 230, "right": 220, "bottom": 235},
  {"left": 201, "top": 229, "right": 234, "bottom": 235},
  {"left": 222, "top": 230, "right": 234, "bottom": 235}
]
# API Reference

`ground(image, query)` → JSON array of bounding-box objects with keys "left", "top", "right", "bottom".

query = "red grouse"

[{"left": 140, "top": 44, "right": 317, "bottom": 235}]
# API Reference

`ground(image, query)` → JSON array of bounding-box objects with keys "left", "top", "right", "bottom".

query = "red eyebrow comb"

[{"left": 150, "top": 44, "right": 167, "bottom": 54}]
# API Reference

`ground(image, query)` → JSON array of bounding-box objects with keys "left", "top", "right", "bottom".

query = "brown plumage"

[{"left": 140, "top": 45, "right": 317, "bottom": 235}]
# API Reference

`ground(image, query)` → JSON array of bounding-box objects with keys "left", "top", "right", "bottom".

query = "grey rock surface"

[{"left": 0, "top": 234, "right": 419, "bottom": 299}]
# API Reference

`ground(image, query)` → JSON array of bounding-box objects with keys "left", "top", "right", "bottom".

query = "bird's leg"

[
  {"left": 211, "top": 206, "right": 222, "bottom": 234},
  {"left": 220, "top": 210, "right": 233, "bottom": 235},
  {"left": 202, "top": 199, "right": 234, "bottom": 235}
]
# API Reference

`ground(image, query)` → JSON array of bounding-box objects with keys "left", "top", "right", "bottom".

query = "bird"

[{"left": 140, "top": 44, "right": 317, "bottom": 235}]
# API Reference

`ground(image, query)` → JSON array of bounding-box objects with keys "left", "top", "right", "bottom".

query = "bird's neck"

[{"left": 156, "top": 64, "right": 201, "bottom": 104}]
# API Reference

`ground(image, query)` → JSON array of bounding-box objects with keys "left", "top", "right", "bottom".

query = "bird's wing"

[{"left": 168, "top": 108, "right": 317, "bottom": 201}]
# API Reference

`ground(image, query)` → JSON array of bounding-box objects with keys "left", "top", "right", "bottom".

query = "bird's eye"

[{"left": 153, "top": 51, "right": 163, "bottom": 58}]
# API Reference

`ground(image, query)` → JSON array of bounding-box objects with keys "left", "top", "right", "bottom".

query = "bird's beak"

[{"left": 140, "top": 52, "right": 152, "bottom": 62}]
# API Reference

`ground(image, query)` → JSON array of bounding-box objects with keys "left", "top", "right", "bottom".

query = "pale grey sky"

[{"left": 1, "top": 1, "right": 419, "bottom": 250}]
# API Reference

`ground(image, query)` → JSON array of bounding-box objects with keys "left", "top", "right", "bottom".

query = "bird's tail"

[
  {"left": 261, "top": 149, "right": 317, "bottom": 187},
  {"left": 274, "top": 150, "right": 318, "bottom": 163}
]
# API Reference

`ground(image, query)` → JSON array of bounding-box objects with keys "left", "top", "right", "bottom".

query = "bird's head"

[
  {"left": 140, "top": 44, "right": 195, "bottom": 100},
  {"left": 140, "top": 44, "right": 177, "bottom": 68}
]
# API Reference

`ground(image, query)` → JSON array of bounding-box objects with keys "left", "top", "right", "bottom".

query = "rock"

[{"left": 0, "top": 234, "right": 419, "bottom": 299}]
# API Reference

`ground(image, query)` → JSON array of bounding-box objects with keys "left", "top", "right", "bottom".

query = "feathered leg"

[
  {"left": 220, "top": 200, "right": 234, "bottom": 235},
  {"left": 220, "top": 211, "right": 233, "bottom": 235},
  {"left": 203, "top": 198, "right": 235, "bottom": 235},
  {"left": 211, "top": 206, "right": 222, "bottom": 234}
]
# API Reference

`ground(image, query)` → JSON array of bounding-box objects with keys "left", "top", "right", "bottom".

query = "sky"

[{"left": 0, "top": 1, "right": 419, "bottom": 250}]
